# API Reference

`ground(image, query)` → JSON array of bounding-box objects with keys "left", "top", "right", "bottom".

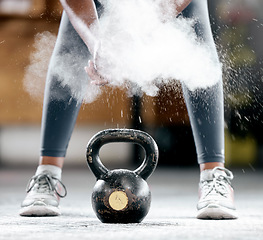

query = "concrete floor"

[{"left": 0, "top": 166, "right": 263, "bottom": 240}]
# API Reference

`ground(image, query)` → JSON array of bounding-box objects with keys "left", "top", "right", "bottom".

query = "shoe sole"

[
  {"left": 197, "top": 203, "right": 238, "bottom": 220},
  {"left": 19, "top": 205, "right": 61, "bottom": 217}
]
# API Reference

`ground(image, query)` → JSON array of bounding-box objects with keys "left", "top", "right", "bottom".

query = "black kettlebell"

[{"left": 86, "top": 128, "right": 158, "bottom": 223}]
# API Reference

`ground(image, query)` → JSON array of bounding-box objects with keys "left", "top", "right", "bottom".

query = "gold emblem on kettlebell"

[{"left": 109, "top": 191, "right": 128, "bottom": 211}]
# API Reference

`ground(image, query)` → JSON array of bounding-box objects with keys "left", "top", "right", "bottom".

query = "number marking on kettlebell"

[{"left": 109, "top": 191, "right": 128, "bottom": 211}]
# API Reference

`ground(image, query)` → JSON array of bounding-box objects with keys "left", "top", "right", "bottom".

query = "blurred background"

[{"left": 0, "top": 0, "right": 262, "bottom": 169}]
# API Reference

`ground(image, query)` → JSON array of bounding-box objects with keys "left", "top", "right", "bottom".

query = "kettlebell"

[{"left": 86, "top": 128, "right": 158, "bottom": 223}]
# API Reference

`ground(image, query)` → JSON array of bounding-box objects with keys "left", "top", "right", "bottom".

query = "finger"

[
  {"left": 85, "top": 61, "right": 96, "bottom": 76},
  {"left": 85, "top": 61, "right": 109, "bottom": 86},
  {"left": 91, "top": 78, "right": 109, "bottom": 86},
  {"left": 85, "top": 61, "right": 100, "bottom": 80}
]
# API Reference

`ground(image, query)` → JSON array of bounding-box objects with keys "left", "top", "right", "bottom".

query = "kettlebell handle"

[{"left": 86, "top": 129, "right": 158, "bottom": 180}]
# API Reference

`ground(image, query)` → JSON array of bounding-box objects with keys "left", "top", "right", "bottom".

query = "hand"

[{"left": 85, "top": 60, "right": 109, "bottom": 86}]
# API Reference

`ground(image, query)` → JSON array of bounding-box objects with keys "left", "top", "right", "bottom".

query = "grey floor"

[{"left": 0, "top": 166, "right": 263, "bottom": 240}]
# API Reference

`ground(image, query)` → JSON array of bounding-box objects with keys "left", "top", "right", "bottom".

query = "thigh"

[
  {"left": 182, "top": 0, "right": 216, "bottom": 51},
  {"left": 47, "top": 12, "right": 91, "bottom": 101}
]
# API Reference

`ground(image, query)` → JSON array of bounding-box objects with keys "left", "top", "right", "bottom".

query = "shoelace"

[
  {"left": 201, "top": 167, "right": 233, "bottom": 198},
  {"left": 26, "top": 173, "right": 67, "bottom": 198}
]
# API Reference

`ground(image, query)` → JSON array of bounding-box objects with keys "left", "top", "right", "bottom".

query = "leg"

[
  {"left": 39, "top": 0, "right": 103, "bottom": 167},
  {"left": 181, "top": 0, "right": 237, "bottom": 219},
  {"left": 181, "top": 0, "right": 225, "bottom": 169},
  {"left": 20, "top": 12, "right": 91, "bottom": 216},
  {"left": 40, "top": 12, "right": 91, "bottom": 165}
]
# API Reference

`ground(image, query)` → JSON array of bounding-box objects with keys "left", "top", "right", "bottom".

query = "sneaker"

[
  {"left": 19, "top": 171, "right": 67, "bottom": 216},
  {"left": 197, "top": 167, "right": 238, "bottom": 219}
]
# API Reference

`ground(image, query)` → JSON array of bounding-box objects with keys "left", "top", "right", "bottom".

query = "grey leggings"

[{"left": 40, "top": 0, "right": 225, "bottom": 164}]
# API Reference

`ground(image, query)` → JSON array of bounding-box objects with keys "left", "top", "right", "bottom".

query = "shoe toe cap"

[{"left": 21, "top": 196, "right": 59, "bottom": 208}]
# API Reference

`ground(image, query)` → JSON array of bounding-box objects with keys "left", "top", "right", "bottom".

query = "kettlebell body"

[
  {"left": 87, "top": 129, "right": 158, "bottom": 223},
  {"left": 92, "top": 169, "right": 151, "bottom": 223}
]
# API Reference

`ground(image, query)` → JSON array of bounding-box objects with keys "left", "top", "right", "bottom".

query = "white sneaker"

[
  {"left": 19, "top": 171, "right": 67, "bottom": 216},
  {"left": 197, "top": 167, "right": 238, "bottom": 219}
]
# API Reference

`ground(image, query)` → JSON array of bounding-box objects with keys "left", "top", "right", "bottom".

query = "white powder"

[{"left": 24, "top": 0, "right": 222, "bottom": 103}]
